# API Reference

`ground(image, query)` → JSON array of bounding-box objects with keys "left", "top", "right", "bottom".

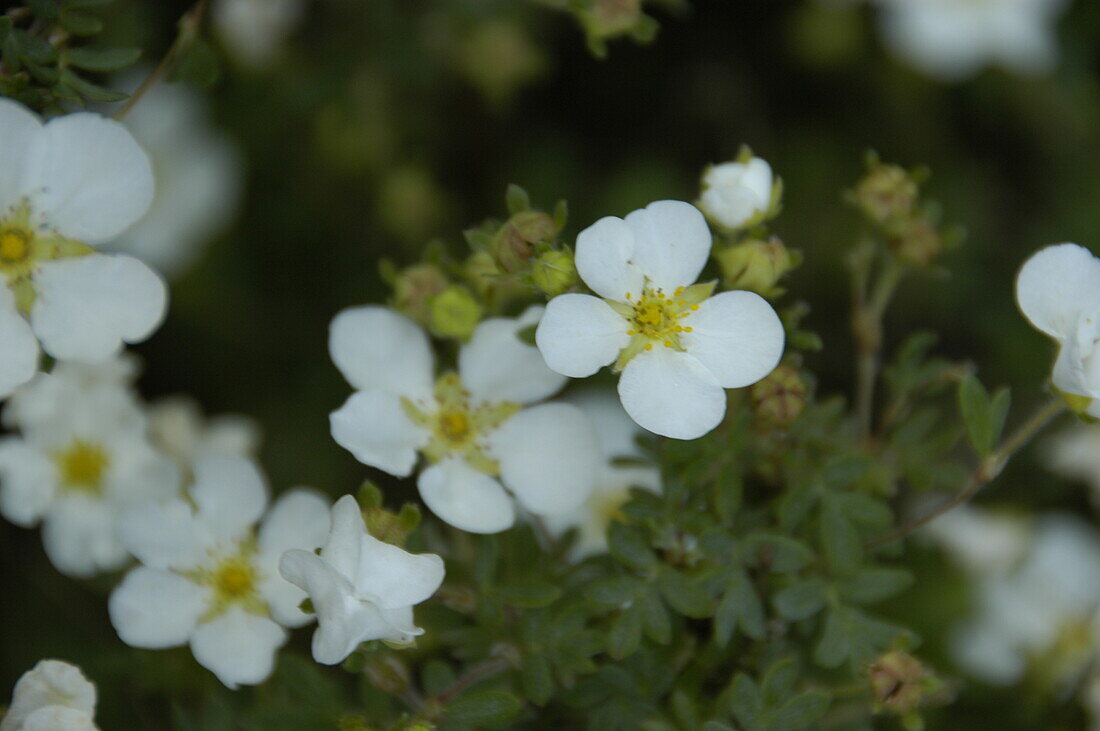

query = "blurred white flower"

[
  {"left": 0, "top": 659, "right": 97, "bottom": 731},
  {"left": 699, "top": 157, "right": 774, "bottom": 230},
  {"left": 950, "top": 514, "right": 1100, "bottom": 686},
  {"left": 0, "top": 361, "right": 177, "bottom": 577},
  {"left": 108, "top": 455, "right": 330, "bottom": 688},
  {"left": 542, "top": 389, "right": 661, "bottom": 560},
  {"left": 1046, "top": 424, "right": 1100, "bottom": 507},
  {"left": 536, "top": 200, "right": 784, "bottom": 439},
  {"left": 108, "top": 81, "right": 241, "bottom": 278},
  {"left": 146, "top": 396, "right": 260, "bottom": 472},
  {"left": 213, "top": 0, "right": 304, "bottom": 68},
  {"left": 875, "top": 0, "right": 1068, "bottom": 81},
  {"left": 921, "top": 504, "right": 1029, "bottom": 575},
  {"left": 0, "top": 99, "right": 165, "bottom": 399},
  {"left": 279, "top": 494, "right": 445, "bottom": 665},
  {"left": 1016, "top": 243, "right": 1100, "bottom": 417},
  {"left": 329, "top": 305, "right": 601, "bottom": 534}
]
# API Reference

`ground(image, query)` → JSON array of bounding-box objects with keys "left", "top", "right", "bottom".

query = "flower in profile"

[
  {"left": 536, "top": 200, "right": 785, "bottom": 439},
  {"left": 699, "top": 155, "right": 775, "bottom": 231},
  {"left": 875, "top": 0, "right": 1068, "bottom": 81},
  {"left": 0, "top": 359, "right": 177, "bottom": 577},
  {"left": 109, "top": 455, "right": 331, "bottom": 688},
  {"left": 280, "top": 495, "right": 446, "bottom": 665},
  {"left": 1016, "top": 243, "right": 1100, "bottom": 417},
  {"left": 0, "top": 659, "right": 97, "bottom": 731},
  {"left": 542, "top": 389, "right": 661, "bottom": 561},
  {"left": 329, "top": 305, "right": 600, "bottom": 533},
  {"left": 0, "top": 99, "right": 165, "bottom": 399},
  {"left": 213, "top": 0, "right": 304, "bottom": 68}
]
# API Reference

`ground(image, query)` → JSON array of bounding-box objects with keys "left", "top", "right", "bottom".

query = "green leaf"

[
  {"left": 989, "top": 386, "right": 1011, "bottom": 452},
  {"left": 498, "top": 580, "right": 561, "bottom": 609},
  {"left": 819, "top": 495, "right": 861, "bottom": 573},
  {"left": 505, "top": 183, "right": 530, "bottom": 214},
  {"left": 608, "top": 605, "right": 643, "bottom": 660},
  {"left": 767, "top": 691, "right": 831, "bottom": 730},
  {"left": 64, "top": 46, "right": 141, "bottom": 71},
  {"left": 521, "top": 653, "right": 553, "bottom": 706},
  {"left": 813, "top": 605, "right": 910, "bottom": 669},
  {"left": 727, "top": 674, "right": 762, "bottom": 729},
  {"left": 773, "top": 579, "right": 828, "bottom": 621},
  {"left": 958, "top": 374, "right": 1003, "bottom": 456},
  {"left": 59, "top": 10, "right": 104, "bottom": 35},
  {"left": 446, "top": 690, "right": 522, "bottom": 725},
  {"left": 742, "top": 532, "right": 814, "bottom": 573},
  {"left": 657, "top": 567, "right": 714, "bottom": 619},
  {"left": 27, "top": 0, "right": 60, "bottom": 22},
  {"left": 638, "top": 588, "right": 670, "bottom": 644},
  {"left": 715, "top": 570, "right": 764, "bottom": 645},
  {"left": 59, "top": 70, "right": 126, "bottom": 102},
  {"left": 837, "top": 568, "right": 914, "bottom": 605},
  {"left": 761, "top": 657, "right": 799, "bottom": 703},
  {"left": 585, "top": 575, "right": 642, "bottom": 608},
  {"left": 14, "top": 30, "right": 57, "bottom": 64},
  {"left": 64, "top": 0, "right": 115, "bottom": 7},
  {"left": 608, "top": 522, "right": 657, "bottom": 570},
  {"left": 171, "top": 37, "right": 220, "bottom": 88},
  {"left": 835, "top": 493, "right": 893, "bottom": 529}
]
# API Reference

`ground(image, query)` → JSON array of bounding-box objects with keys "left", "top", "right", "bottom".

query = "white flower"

[
  {"left": 1016, "top": 243, "right": 1100, "bottom": 417},
  {"left": 213, "top": 0, "right": 304, "bottom": 68},
  {"left": 329, "top": 305, "right": 601, "bottom": 534},
  {"left": 1046, "top": 424, "right": 1100, "bottom": 508},
  {"left": 920, "top": 504, "right": 1029, "bottom": 575},
  {"left": 536, "top": 200, "right": 785, "bottom": 440},
  {"left": 699, "top": 157, "right": 774, "bottom": 230},
  {"left": 108, "top": 455, "right": 330, "bottom": 688},
  {"left": 0, "top": 99, "right": 165, "bottom": 399},
  {"left": 107, "top": 80, "right": 240, "bottom": 277},
  {"left": 875, "top": 0, "right": 1068, "bottom": 81},
  {"left": 279, "top": 494, "right": 445, "bottom": 665},
  {"left": 0, "top": 363, "right": 177, "bottom": 577},
  {"left": 542, "top": 389, "right": 661, "bottom": 561},
  {"left": 0, "top": 660, "right": 97, "bottom": 731},
  {"left": 146, "top": 396, "right": 260, "bottom": 472}
]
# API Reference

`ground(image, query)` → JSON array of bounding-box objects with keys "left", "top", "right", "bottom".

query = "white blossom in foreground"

[
  {"left": 0, "top": 660, "right": 97, "bottom": 731},
  {"left": 875, "top": 0, "right": 1068, "bottom": 81},
  {"left": 698, "top": 156, "right": 774, "bottom": 231},
  {"left": 0, "top": 361, "right": 177, "bottom": 577},
  {"left": 1046, "top": 424, "right": 1100, "bottom": 508},
  {"left": 329, "top": 306, "right": 600, "bottom": 534},
  {"left": 536, "top": 200, "right": 785, "bottom": 439},
  {"left": 921, "top": 504, "right": 1029, "bottom": 576},
  {"left": 1016, "top": 243, "right": 1100, "bottom": 417},
  {"left": 213, "top": 0, "right": 304, "bottom": 68},
  {"left": 543, "top": 389, "right": 661, "bottom": 560},
  {"left": 0, "top": 99, "right": 166, "bottom": 399},
  {"left": 280, "top": 494, "right": 446, "bottom": 665},
  {"left": 108, "top": 81, "right": 241, "bottom": 277},
  {"left": 109, "top": 455, "right": 330, "bottom": 688},
  {"left": 146, "top": 396, "right": 261, "bottom": 473}
]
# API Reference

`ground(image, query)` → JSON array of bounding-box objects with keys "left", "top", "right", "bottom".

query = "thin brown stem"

[{"left": 853, "top": 254, "right": 904, "bottom": 441}]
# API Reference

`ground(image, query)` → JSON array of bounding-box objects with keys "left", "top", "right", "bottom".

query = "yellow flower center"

[
  {"left": 439, "top": 410, "right": 472, "bottom": 444},
  {"left": 625, "top": 286, "right": 698, "bottom": 349},
  {"left": 213, "top": 558, "right": 258, "bottom": 602},
  {"left": 0, "top": 229, "right": 30, "bottom": 265},
  {"left": 54, "top": 440, "right": 109, "bottom": 495}
]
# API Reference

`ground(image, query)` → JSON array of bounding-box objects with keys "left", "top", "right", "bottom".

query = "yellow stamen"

[
  {"left": 0, "top": 230, "right": 29, "bottom": 264},
  {"left": 55, "top": 441, "right": 109, "bottom": 494}
]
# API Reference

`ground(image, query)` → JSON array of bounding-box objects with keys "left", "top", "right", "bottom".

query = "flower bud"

[
  {"left": 393, "top": 264, "right": 448, "bottom": 324},
  {"left": 853, "top": 163, "right": 918, "bottom": 226},
  {"left": 714, "top": 237, "right": 797, "bottom": 298},
  {"left": 889, "top": 217, "right": 942, "bottom": 269},
  {"left": 428, "top": 286, "right": 483, "bottom": 341},
  {"left": 364, "top": 654, "right": 411, "bottom": 696},
  {"left": 491, "top": 210, "right": 558, "bottom": 273},
  {"left": 531, "top": 249, "right": 579, "bottom": 297},
  {"left": 750, "top": 365, "right": 807, "bottom": 427},
  {"left": 699, "top": 157, "right": 775, "bottom": 230},
  {"left": 581, "top": 0, "right": 644, "bottom": 40},
  {"left": 868, "top": 651, "right": 927, "bottom": 716}
]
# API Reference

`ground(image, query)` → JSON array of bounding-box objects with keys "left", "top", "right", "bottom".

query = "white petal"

[
  {"left": 41, "top": 497, "right": 128, "bottom": 578},
  {"left": 321, "top": 494, "right": 368, "bottom": 580},
  {"left": 535, "top": 294, "right": 630, "bottom": 378},
  {"left": 258, "top": 489, "right": 331, "bottom": 627},
  {"left": 190, "top": 607, "right": 286, "bottom": 689},
  {"left": 118, "top": 499, "right": 205, "bottom": 571},
  {"left": 0, "top": 99, "right": 42, "bottom": 213},
  {"left": 460, "top": 306, "right": 566, "bottom": 405},
  {"left": 27, "top": 112, "right": 154, "bottom": 243},
  {"left": 574, "top": 215, "right": 644, "bottom": 301},
  {"left": 190, "top": 455, "right": 268, "bottom": 543},
  {"left": 0, "top": 438, "right": 55, "bottom": 527},
  {"left": 417, "top": 458, "right": 515, "bottom": 534},
  {"left": 562, "top": 388, "right": 645, "bottom": 459},
  {"left": 22, "top": 706, "right": 97, "bottom": 731},
  {"left": 329, "top": 390, "right": 427, "bottom": 476},
  {"left": 681, "top": 290, "right": 785, "bottom": 388},
  {"left": 701, "top": 159, "right": 773, "bottom": 229},
  {"left": 30, "top": 255, "right": 167, "bottom": 363},
  {"left": 109, "top": 567, "right": 207, "bottom": 648},
  {"left": 2, "top": 659, "right": 96, "bottom": 731},
  {"left": 1016, "top": 243, "right": 1100, "bottom": 340},
  {"left": 329, "top": 306, "right": 434, "bottom": 400},
  {"left": 354, "top": 533, "right": 445, "bottom": 609},
  {"left": 618, "top": 348, "right": 725, "bottom": 440},
  {"left": 623, "top": 200, "right": 711, "bottom": 292},
  {"left": 0, "top": 286, "right": 39, "bottom": 399},
  {"left": 493, "top": 403, "right": 601, "bottom": 516}
]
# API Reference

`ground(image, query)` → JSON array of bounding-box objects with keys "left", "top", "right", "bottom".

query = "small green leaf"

[
  {"left": 60, "top": 70, "right": 126, "bottom": 102},
  {"left": 768, "top": 691, "right": 831, "bottom": 730},
  {"left": 446, "top": 690, "right": 522, "bottom": 725},
  {"left": 838, "top": 568, "right": 914, "bottom": 605},
  {"left": 498, "top": 580, "right": 561, "bottom": 609},
  {"left": 989, "top": 386, "right": 1011, "bottom": 451},
  {"left": 505, "top": 184, "right": 530, "bottom": 214},
  {"left": 639, "top": 588, "right": 670, "bottom": 644},
  {"left": 59, "top": 10, "right": 104, "bottom": 35},
  {"left": 521, "top": 653, "right": 553, "bottom": 706},
  {"left": 742, "top": 532, "right": 814, "bottom": 573},
  {"left": 657, "top": 568, "right": 714, "bottom": 619},
  {"left": 608, "top": 522, "right": 657, "bottom": 570},
  {"left": 726, "top": 674, "right": 762, "bottom": 728},
  {"left": 608, "top": 605, "right": 643, "bottom": 659},
  {"left": 585, "top": 575, "right": 641, "bottom": 608},
  {"left": 65, "top": 46, "right": 141, "bottom": 71},
  {"left": 819, "top": 496, "right": 861, "bottom": 573},
  {"left": 773, "top": 579, "right": 827, "bottom": 621},
  {"left": 958, "top": 374, "right": 996, "bottom": 456},
  {"left": 714, "top": 570, "right": 764, "bottom": 643}
]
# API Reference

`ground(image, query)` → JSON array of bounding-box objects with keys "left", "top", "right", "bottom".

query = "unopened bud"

[
  {"left": 428, "top": 286, "right": 483, "bottom": 341},
  {"left": 393, "top": 264, "right": 448, "bottom": 324},
  {"left": 750, "top": 365, "right": 807, "bottom": 427},
  {"left": 868, "top": 651, "right": 927, "bottom": 716},
  {"left": 853, "top": 164, "right": 918, "bottom": 226},
  {"left": 365, "top": 654, "right": 410, "bottom": 696},
  {"left": 492, "top": 210, "right": 558, "bottom": 273},
  {"left": 889, "top": 217, "right": 942, "bottom": 269},
  {"left": 714, "top": 237, "right": 798, "bottom": 298},
  {"left": 699, "top": 156, "right": 776, "bottom": 230},
  {"left": 581, "top": 0, "right": 644, "bottom": 39},
  {"left": 531, "top": 249, "right": 579, "bottom": 297}
]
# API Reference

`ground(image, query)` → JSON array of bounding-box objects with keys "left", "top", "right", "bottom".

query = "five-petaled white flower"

[
  {"left": 875, "top": 0, "right": 1068, "bottom": 81},
  {"left": 0, "top": 360, "right": 177, "bottom": 577},
  {"left": 542, "top": 389, "right": 661, "bottom": 561},
  {"left": 108, "top": 455, "right": 331, "bottom": 688},
  {"left": 536, "top": 200, "right": 785, "bottom": 440},
  {"left": 1016, "top": 243, "right": 1100, "bottom": 417},
  {"left": 279, "top": 494, "right": 446, "bottom": 665},
  {"left": 0, "top": 660, "right": 98, "bottom": 731},
  {"left": 699, "top": 156, "right": 774, "bottom": 231},
  {"left": 0, "top": 99, "right": 166, "bottom": 399},
  {"left": 329, "top": 305, "right": 600, "bottom": 534}
]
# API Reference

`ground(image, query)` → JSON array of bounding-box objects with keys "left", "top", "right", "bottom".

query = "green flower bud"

[
  {"left": 428, "top": 286, "right": 483, "bottom": 341},
  {"left": 531, "top": 249, "right": 579, "bottom": 297},
  {"left": 889, "top": 216, "right": 942, "bottom": 269},
  {"left": 750, "top": 365, "right": 807, "bottom": 427},
  {"left": 393, "top": 264, "right": 448, "bottom": 324},
  {"left": 457, "top": 20, "right": 546, "bottom": 107},
  {"left": 868, "top": 651, "right": 927, "bottom": 716},
  {"left": 377, "top": 166, "right": 449, "bottom": 242},
  {"left": 714, "top": 237, "right": 797, "bottom": 298},
  {"left": 491, "top": 210, "right": 559, "bottom": 273},
  {"left": 853, "top": 163, "right": 918, "bottom": 226}
]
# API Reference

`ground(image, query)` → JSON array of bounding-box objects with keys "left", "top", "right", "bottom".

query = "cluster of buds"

[
  {"left": 714, "top": 236, "right": 800, "bottom": 299},
  {"left": 867, "top": 650, "right": 948, "bottom": 729},
  {"left": 357, "top": 481, "right": 423, "bottom": 548},
  {"left": 750, "top": 363, "right": 807, "bottom": 427},
  {"left": 386, "top": 261, "right": 483, "bottom": 341}
]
